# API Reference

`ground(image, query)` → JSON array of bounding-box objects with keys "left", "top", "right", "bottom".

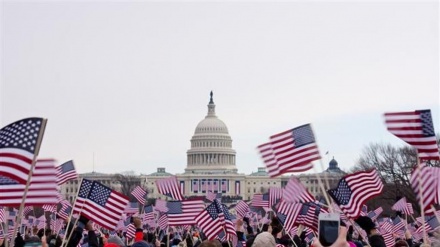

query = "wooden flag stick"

[
  {"left": 313, "top": 165, "right": 333, "bottom": 213},
  {"left": 61, "top": 178, "right": 85, "bottom": 247},
  {"left": 12, "top": 119, "right": 47, "bottom": 246},
  {"left": 415, "top": 158, "right": 428, "bottom": 244}
]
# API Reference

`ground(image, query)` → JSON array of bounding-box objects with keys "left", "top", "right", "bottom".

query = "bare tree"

[
  {"left": 112, "top": 172, "right": 145, "bottom": 202},
  {"left": 351, "top": 136, "right": 440, "bottom": 216}
]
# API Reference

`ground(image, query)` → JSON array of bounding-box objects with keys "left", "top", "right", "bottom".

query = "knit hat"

[
  {"left": 252, "top": 232, "right": 276, "bottom": 247},
  {"left": 107, "top": 236, "right": 125, "bottom": 247},
  {"left": 132, "top": 241, "right": 151, "bottom": 247}
]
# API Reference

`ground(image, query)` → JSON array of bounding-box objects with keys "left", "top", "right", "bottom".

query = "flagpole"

[
  {"left": 4, "top": 207, "right": 9, "bottom": 247},
  {"left": 12, "top": 119, "right": 47, "bottom": 247},
  {"left": 415, "top": 158, "right": 428, "bottom": 245},
  {"left": 312, "top": 165, "right": 333, "bottom": 213},
  {"left": 61, "top": 177, "right": 84, "bottom": 247}
]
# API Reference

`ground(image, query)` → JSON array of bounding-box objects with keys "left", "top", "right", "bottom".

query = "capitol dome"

[{"left": 185, "top": 92, "right": 237, "bottom": 174}]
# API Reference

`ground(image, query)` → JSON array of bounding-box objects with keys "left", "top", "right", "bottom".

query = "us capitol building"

[{"left": 61, "top": 92, "right": 345, "bottom": 203}]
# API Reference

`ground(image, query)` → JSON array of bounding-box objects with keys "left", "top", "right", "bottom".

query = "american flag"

[
  {"left": 258, "top": 124, "right": 321, "bottom": 178},
  {"left": 328, "top": 169, "right": 383, "bottom": 218},
  {"left": 125, "top": 223, "right": 136, "bottom": 239},
  {"left": 131, "top": 186, "right": 147, "bottom": 205},
  {"left": 379, "top": 220, "right": 393, "bottom": 234},
  {"left": 235, "top": 201, "right": 250, "bottom": 219},
  {"left": 367, "top": 207, "right": 383, "bottom": 221},
  {"left": 251, "top": 194, "right": 269, "bottom": 207},
  {"left": 23, "top": 206, "right": 33, "bottom": 217},
  {"left": 56, "top": 160, "right": 78, "bottom": 185},
  {"left": 0, "top": 207, "right": 4, "bottom": 223},
  {"left": 0, "top": 118, "right": 46, "bottom": 185},
  {"left": 276, "top": 201, "right": 302, "bottom": 232},
  {"left": 192, "top": 180, "right": 199, "bottom": 193},
  {"left": 220, "top": 203, "right": 237, "bottom": 241},
  {"left": 283, "top": 177, "right": 315, "bottom": 203},
  {"left": 416, "top": 215, "right": 440, "bottom": 233},
  {"left": 410, "top": 164, "right": 437, "bottom": 212},
  {"left": 155, "top": 199, "right": 168, "bottom": 213},
  {"left": 221, "top": 180, "right": 228, "bottom": 192},
  {"left": 195, "top": 200, "right": 224, "bottom": 240},
  {"left": 167, "top": 199, "right": 204, "bottom": 226},
  {"left": 42, "top": 204, "right": 57, "bottom": 213},
  {"left": 156, "top": 176, "right": 183, "bottom": 200},
  {"left": 381, "top": 232, "right": 395, "bottom": 247},
  {"left": 269, "top": 187, "right": 283, "bottom": 207},
  {"left": 392, "top": 216, "right": 406, "bottom": 233},
  {"left": 157, "top": 213, "right": 168, "bottom": 230},
  {"left": 58, "top": 202, "right": 72, "bottom": 221},
  {"left": 257, "top": 143, "right": 281, "bottom": 178},
  {"left": 124, "top": 202, "right": 139, "bottom": 214},
  {"left": 359, "top": 205, "right": 368, "bottom": 216},
  {"left": 212, "top": 180, "right": 219, "bottom": 192},
  {"left": 406, "top": 203, "right": 414, "bottom": 215},
  {"left": 0, "top": 159, "right": 58, "bottom": 206},
  {"left": 73, "top": 179, "right": 129, "bottom": 230},
  {"left": 206, "top": 191, "right": 221, "bottom": 202},
  {"left": 201, "top": 180, "right": 207, "bottom": 192},
  {"left": 143, "top": 205, "right": 155, "bottom": 221},
  {"left": 384, "top": 109, "right": 439, "bottom": 161},
  {"left": 296, "top": 202, "right": 327, "bottom": 231},
  {"left": 392, "top": 197, "right": 411, "bottom": 214}
]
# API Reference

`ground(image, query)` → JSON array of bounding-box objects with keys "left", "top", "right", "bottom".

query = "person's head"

[
  {"left": 37, "top": 229, "right": 44, "bottom": 239},
  {"left": 198, "top": 240, "right": 222, "bottom": 247},
  {"left": 131, "top": 241, "right": 150, "bottom": 247},
  {"left": 252, "top": 232, "right": 276, "bottom": 247},
  {"left": 395, "top": 240, "right": 409, "bottom": 247},
  {"left": 107, "top": 236, "right": 125, "bottom": 247}
]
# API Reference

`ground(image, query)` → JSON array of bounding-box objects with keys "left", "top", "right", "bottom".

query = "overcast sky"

[{"left": 1, "top": 1, "right": 438, "bottom": 176}]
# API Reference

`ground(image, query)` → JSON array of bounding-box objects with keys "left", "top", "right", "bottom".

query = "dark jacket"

[{"left": 368, "top": 234, "right": 386, "bottom": 247}]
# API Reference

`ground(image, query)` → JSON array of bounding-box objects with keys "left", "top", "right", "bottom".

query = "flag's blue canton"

[
  {"left": 63, "top": 205, "right": 72, "bottom": 214},
  {"left": 329, "top": 179, "right": 351, "bottom": 205},
  {"left": 206, "top": 202, "right": 220, "bottom": 220},
  {"left": 368, "top": 211, "right": 377, "bottom": 219},
  {"left": 262, "top": 194, "right": 269, "bottom": 201},
  {"left": 129, "top": 202, "right": 139, "bottom": 208},
  {"left": 144, "top": 205, "right": 153, "bottom": 213},
  {"left": 28, "top": 218, "right": 33, "bottom": 224},
  {"left": 292, "top": 124, "right": 315, "bottom": 147},
  {"left": 427, "top": 215, "right": 440, "bottom": 229},
  {"left": 217, "top": 231, "right": 226, "bottom": 241},
  {"left": 61, "top": 161, "right": 75, "bottom": 172},
  {"left": 0, "top": 176, "right": 18, "bottom": 185},
  {"left": 393, "top": 217, "right": 402, "bottom": 225},
  {"left": 419, "top": 110, "right": 435, "bottom": 136},
  {"left": 221, "top": 204, "right": 232, "bottom": 220},
  {"left": 88, "top": 182, "right": 111, "bottom": 207},
  {"left": 300, "top": 204, "right": 309, "bottom": 215},
  {"left": 167, "top": 201, "right": 183, "bottom": 214},
  {"left": 78, "top": 179, "right": 93, "bottom": 198},
  {"left": 277, "top": 213, "right": 287, "bottom": 225},
  {"left": 0, "top": 118, "right": 42, "bottom": 152}
]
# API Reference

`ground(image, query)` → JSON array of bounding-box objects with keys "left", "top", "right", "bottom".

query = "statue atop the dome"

[{"left": 209, "top": 91, "right": 214, "bottom": 104}]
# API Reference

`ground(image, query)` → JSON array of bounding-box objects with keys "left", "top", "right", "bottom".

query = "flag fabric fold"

[
  {"left": 328, "top": 169, "right": 383, "bottom": 219},
  {"left": 0, "top": 118, "right": 46, "bottom": 184},
  {"left": 384, "top": 109, "right": 439, "bottom": 161},
  {"left": 73, "top": 179, "right": 129, "bottom": 230},
  {"left": 56, "top": 160, "right": 78, "bottom": 185},
  {"left": 258, "top": 124, "right": 321, "bottom": 177}
]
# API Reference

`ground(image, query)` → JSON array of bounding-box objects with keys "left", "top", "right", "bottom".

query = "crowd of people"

[{"left": 1, "top": 212, "right": 439, "bottom": 247}]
